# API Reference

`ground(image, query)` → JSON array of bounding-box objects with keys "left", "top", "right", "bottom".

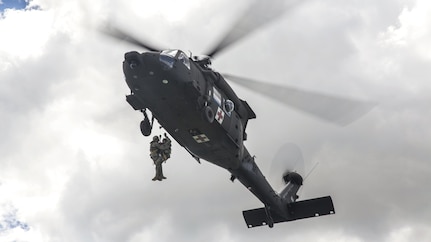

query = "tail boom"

[{"left": 231, "top": 150, "right": 335, "bottom": 228}]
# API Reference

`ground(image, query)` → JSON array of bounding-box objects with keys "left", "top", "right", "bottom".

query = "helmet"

[{"left": 153, "top": 136, "right": 159, "bottom": 141}]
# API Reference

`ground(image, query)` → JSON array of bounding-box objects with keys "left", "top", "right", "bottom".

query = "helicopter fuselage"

[
  {"left": 122, "top": 49, "right": 335, "bottom": 228},
  {"left": 123, "top": 49, "right": 254, "bottom": 170}
]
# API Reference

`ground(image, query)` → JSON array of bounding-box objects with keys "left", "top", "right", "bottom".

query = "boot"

[
  {"left": 153, "top": 164, "right": 161, "bottom": 181},
  {"left": 155, "top": 163, "right": 164, "bottom": 181},
  {"left": 160, "top": 167, "right": 166, "bottom": 179}
]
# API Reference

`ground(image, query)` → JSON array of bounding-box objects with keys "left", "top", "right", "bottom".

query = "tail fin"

[{"left": 242, "top": 196, "right": 335, "bottom": 228}]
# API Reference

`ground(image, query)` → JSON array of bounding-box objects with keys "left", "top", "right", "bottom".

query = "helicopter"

[{"left": 102, "top": 0, "right": 374, "bottom": 228}]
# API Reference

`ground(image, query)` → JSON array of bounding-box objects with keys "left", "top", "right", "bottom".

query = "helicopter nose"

[{"left": 125, "top": 51, "right": 141, "bottom": 69}]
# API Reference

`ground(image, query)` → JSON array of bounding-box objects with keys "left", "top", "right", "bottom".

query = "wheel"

[
  {"left": 268, "top": 221, "right": 274, "bottom": 228},
  {"left": 140, "top": 118, "right": 152, "bottom": 136}
]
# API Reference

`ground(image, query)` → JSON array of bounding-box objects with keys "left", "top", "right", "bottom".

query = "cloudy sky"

[{"left": 1, "top": 0, "right": 430, "bottom": 241}]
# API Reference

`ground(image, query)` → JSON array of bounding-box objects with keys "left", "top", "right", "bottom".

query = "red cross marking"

[{"left": 216, "top": 109, "right": 224, "bottom": 120}]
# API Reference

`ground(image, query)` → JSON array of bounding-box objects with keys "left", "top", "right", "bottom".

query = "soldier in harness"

[
  {"left": 160, "top": 133, "right": 171, "bottom": 162},
  {"left": 149, "top": 133, "right": 171, "bottom": 181}
]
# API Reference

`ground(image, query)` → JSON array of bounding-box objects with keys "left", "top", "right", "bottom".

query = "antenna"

[{"left": 304, "top": 162, "right": 319, "bottom": 181}]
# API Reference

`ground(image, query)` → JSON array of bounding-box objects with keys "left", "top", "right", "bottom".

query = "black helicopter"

[{"left": 102, "top": 1, "right": 374, "bottom": 228}]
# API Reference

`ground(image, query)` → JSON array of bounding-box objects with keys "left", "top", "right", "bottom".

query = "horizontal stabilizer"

[{"left": 243, "top": 196, "right": 335, "bottom": 228}]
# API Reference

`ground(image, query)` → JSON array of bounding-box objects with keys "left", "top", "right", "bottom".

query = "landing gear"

[
  {"left": 264, "top": 206, "right": 274, "bottom": 228},
  {"left": 140, "top": 109, "right": 154, "bottom": 136},
  {"left": 140, "top": 119, "right": 151, "bottom": 136}
]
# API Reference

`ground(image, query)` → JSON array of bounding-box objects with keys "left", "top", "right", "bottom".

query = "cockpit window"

[
  {"left": 178, "top": 51, "right": 191, "bottom": 70},
  {"left": 161, "top": 49, "right": 178, "bottom": 58},
  {"left": 159, "top": 49, "right": 191, "bottom": 70},
  {"left": 159, "top": 50, "right": 178, "bottom": 69}
]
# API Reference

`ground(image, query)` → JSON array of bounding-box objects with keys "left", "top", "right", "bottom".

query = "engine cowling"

[{"left": 282, "top": 172, "right": 303, "bottom": 186}]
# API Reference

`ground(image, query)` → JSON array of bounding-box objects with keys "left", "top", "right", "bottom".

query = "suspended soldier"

[
  {"left": 149, "top": 135, "right": 166, "bottom": 181},
  {"left": 160, "top": 133, "right": 172, "bottom": 162}
]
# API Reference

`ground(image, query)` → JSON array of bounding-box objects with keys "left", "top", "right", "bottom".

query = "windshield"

[
  {"left": 159, "top": 50, "right": 178, "bottom": 69},
  {"left": 161, "top": 49, "right": 178, "bottom": 58},
  {"left": 159, "top": 49, "right": 191, "bottom": 70},
  {"left": 178, "top": 51, "right": 190, "bottom": 70}
]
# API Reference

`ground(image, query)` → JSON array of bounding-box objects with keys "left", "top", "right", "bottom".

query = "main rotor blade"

[
  {"left": 100, "top": 24, "right": 161, "bottom": 52},
  {"left": 206, "top": 0, "right": 300, "bottom": 57},
  {"left": 223, "top": 74, "right": 376, "bottom": 126}
]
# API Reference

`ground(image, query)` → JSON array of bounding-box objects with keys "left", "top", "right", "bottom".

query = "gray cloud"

[{"left": 1, "top": 0, "right": 430, "bottom": 241}]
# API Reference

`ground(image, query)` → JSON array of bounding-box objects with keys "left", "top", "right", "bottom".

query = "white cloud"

[
  {"left": 0, "top": 8, "right": 52, "bottom": 62},
  {"left": 381, "top": 0, "right": 431, "bottom": 59}
]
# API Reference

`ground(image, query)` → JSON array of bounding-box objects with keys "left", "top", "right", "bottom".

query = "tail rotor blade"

[{"left": 269, "top": 143, "right": 305, "bottom": 191}]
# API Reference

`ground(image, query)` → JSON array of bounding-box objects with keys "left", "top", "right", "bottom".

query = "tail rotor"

[{"left": 269, "top": 143, "right": 305, "bottom": 192}]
